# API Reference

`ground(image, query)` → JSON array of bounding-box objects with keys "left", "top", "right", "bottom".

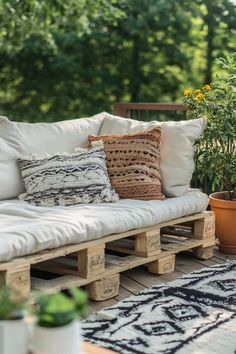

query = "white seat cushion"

[
  {"left": 0, "top": 113, "right": 105, "bottom": 200},
  {"left": 100, "top": 113, "right": 206, "bottom": 197},
  {"left": 0, "top": 190, "right": 208, "bottom": 262}
]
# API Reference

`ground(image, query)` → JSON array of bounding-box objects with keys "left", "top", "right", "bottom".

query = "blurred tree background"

[{"left": 0, "top": 0, "right": 235, "bottom": 122}]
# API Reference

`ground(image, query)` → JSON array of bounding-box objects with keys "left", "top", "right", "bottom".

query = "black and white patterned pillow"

[{"left": 18, "top": 144, "right": 119, "bottom": 207}]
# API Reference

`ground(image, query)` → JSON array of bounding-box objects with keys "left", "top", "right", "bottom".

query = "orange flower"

[{"left": 194, "top": 89, "right": 201, "bottom": 94}]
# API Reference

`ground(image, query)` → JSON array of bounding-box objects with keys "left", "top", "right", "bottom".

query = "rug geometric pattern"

[{"left": 82, "top": 262, "right": 236, "bottom": 354}]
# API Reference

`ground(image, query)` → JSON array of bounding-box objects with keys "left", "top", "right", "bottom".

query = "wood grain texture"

[
  {"left": 135, "top": 228, "right": 161, "bottom": 256},
  {"left": 0, "top": 266, "right": 30, "bottom": 297},
  {"left": 87, "top": 274, "right": 120, "bottom": 301},
  {"left": 78, "top": 246, "right": 105, "bottom": 278},
  {"left": 148, "top": 255, "right": 176, "bottom": 274},
  {"left": 193, "top": 246, "right": 214, "bottom": 260}
]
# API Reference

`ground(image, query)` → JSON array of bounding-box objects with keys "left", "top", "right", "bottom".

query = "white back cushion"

[
  {"left": 0, "top": 113, "right": 105, "bottom": 200},
  {"left": 100, "top": 113, "right": 206, "bottom": 197}
]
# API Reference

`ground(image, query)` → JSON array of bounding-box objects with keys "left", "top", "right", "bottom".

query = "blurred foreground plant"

[
  {"left": 36, "top": 288, "right": 87, "bottom": 328},
  {"left": 0, "top": 287, "right": 27, "bottom": 320}
]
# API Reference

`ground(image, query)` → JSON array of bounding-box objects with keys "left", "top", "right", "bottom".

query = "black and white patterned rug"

[{"left": 82, "top": 262, "right": 236, "bottom": 354}]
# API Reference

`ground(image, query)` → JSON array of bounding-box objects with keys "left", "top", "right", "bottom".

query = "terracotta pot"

[{"left": 209, "top": 192, "right": 236, "bottom": 254}]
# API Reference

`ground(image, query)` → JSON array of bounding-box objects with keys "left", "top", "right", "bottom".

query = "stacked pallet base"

[{"left": 0, "top": 211, "right": 216, "bottom": 301}]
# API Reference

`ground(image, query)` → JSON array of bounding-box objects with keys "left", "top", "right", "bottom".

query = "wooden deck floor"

[{"left": 88, "top": 249, "right": 236, "bottom": 314}]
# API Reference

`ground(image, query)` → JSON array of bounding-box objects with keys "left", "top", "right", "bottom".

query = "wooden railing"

[{"left": 114, "top": 102, "right": 187, "bottom": 122}]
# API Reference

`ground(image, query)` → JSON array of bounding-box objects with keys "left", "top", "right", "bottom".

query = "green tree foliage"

[
  {"left": 194, "top": 0, "right": 236, "bottom": 84},
  {"left": 0, "top": 0, "right": 235, "bottom": 122}
]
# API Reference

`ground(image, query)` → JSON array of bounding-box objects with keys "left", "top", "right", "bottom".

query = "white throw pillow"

[
  {"left": 99, "top": 113, "right": 206, "bottom": 197},
  {"left": 0, "top": 113, "right": 106, "bottom": 200}
]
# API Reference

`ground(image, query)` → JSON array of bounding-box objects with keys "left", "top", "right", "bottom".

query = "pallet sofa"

[{"left": 0, "top": 104, "right": 216, "bottom": 301}]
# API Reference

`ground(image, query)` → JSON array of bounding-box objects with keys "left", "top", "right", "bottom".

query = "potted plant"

[
  {"left": 182, "top": 53, "right": 236, "bottom": 254},
  {"left": 33, "top": 288, "right": 87, "bottom": 354},
  {"left": 0, "top": 287, "right": 28, "bottom": 354}
]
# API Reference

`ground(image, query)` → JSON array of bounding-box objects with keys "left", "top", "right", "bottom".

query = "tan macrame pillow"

[{"left": 89, "top": 127, "right": 165, "bottom": 200}]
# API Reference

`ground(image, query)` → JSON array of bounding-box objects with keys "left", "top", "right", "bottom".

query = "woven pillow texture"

[
  {"left": 18, "top": 144, "right": 119, "bottom": 207},
  {"left": 89, "top": 127, "right": 165, "bottom": 200}
]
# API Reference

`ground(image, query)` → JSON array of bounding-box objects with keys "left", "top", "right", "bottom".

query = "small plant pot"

[
  {"left": 209, "top": 192, "right": 236, "bottom": 254},
  {"left": 33, "top": 320, "right": 81, "bottom": 354},
  {"left": 0, "top": 318, "right": 28, "bottom": 354}
]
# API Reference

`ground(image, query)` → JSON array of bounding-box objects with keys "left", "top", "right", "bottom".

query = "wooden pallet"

[{"left": 0, "top": 211, "right": 215, "bottom": 301}]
